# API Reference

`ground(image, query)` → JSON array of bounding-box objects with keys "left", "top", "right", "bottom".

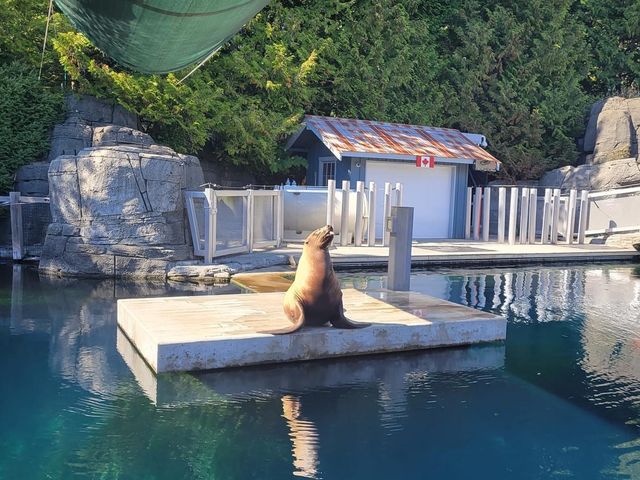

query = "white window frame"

[{"left": 318, "top": 156, "right": 337, "bottom": 186}]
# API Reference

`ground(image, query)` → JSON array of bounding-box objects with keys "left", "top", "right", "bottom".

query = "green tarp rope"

[{"left": 54, "top": 0, "right": 270, "bottom": 74}]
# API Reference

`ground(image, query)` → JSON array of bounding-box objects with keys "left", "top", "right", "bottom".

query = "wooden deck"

[{"left": 117, "top": 288, "right": 506, "bottom": 373}]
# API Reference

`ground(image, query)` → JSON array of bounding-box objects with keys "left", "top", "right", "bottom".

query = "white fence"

[
  {"left": 281, "top": 180, "right": 403, "bottom": 247},
  {"left": 185, "top": 181, "right": 403, "bottom": 261},
  {"left": 465, "top": 185, "right": 640, "bottom": 245},
  {"left": 185, "top": 188, "right": 283, "bottom": 263},
  {"left": 586, "top": 186, "right": 640, "bottom": 235}
]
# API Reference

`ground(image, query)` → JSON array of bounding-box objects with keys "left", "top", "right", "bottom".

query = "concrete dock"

[
  {"left": 117, "top": 288, "right": 505, "bottom": 373},
  {"left": 275, "top": 240, "right": 639, "bottom": 268}
]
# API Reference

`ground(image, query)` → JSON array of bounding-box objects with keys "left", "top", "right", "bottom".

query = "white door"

[{"left": 365, "top": 160, "right": 455, "bottom": 239}]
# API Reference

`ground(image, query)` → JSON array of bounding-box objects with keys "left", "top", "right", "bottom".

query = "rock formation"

[
  {"left": 39, "top": 96, "right": 204, "bottom": 279},
  {"left": 541, "top": 97, "right": 640, "bottom": 190}
]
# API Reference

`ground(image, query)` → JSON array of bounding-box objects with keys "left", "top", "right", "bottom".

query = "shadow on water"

[{"left": 2, "top": 261, "right": 640, "bottom": 478}]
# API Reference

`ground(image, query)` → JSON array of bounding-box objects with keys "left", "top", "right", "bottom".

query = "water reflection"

[
  {"left": 343, "top": 263, "right": 640, "bottom": 427},
  {"left": 4, "top": 262, "right": 640, "bottom": 479},
  {"left": 282, "top": 395, "right": 320, "bottom": 478},
  {"left": 3, "top": 265, "right": 240, "bottom": 398}
]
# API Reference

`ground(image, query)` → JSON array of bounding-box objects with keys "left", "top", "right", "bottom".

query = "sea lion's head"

[{"left": 304, "top": 225, "right": 334, "bottom": 250}]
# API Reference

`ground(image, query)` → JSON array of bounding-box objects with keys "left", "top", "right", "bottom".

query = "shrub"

[{"left": 0, "top": 62, "right": 63, "bottom": 193}]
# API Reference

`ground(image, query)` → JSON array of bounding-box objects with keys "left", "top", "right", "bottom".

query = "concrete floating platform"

[
  {"left": 117, "top": 328, "right": 505, "bottom": 406},
  {"left": 117, "top": 288, "right": 506, "bottom": 373}
]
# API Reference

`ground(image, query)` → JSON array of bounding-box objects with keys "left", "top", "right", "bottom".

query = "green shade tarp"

[{"left": 54, "top": 0, "right": 270, "bottom": 74}]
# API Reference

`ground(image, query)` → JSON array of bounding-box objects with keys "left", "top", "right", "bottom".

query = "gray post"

[
  {"left": 465, "top": 187, "right": 472, "bottom": 239},
  {"left": 203, "top": 187, "right": 216, "bottom": 263},
  {"left": 482, "top": 187, "right": 491, "bottom": 242},
  {"left": 9, "top": 192, "right": 24, "bottom": 261},
  {"left": 508, "top": 187, "right": 518, "bottom": 245},
  {"left": 354, "top": 181, "right": 365, "bottom": 246},
  {"left": 383, "top": 182, "right": 392, "bottom": 246},
  {"left": 340, "top": 180, "right": 350, "bottom": 246},
  {"left": 326, "top": 179, "right": 336, "bottom": 227},
  {"left": 497, "top": 187, "right": 506, "bottom": 243},
  {"left": 367, "top": 181, "right": 377, "bottom": 246},
  {"left": 577, "top": 190, "right": 589, "bottom": 244},
  {"left": 388, "top": 206, "right": 414, "bottom": 291}
]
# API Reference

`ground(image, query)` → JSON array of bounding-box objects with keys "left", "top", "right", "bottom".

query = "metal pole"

[
  {"left": 340, "top": 180, "right": 350, "bottom": 246},
  {"left": 508, "top": 187, "right": 518, "bottom": 245},
  {"left": 473, "top": 187, "right": 482, "bottom": 240},
  {"left": 551, "top": 188, "right": 561, "bottom": 244},
  {"left": 497, "top": 187, "right": 506, "bottom": 243},
  {"left": 482, "top": 187, "right": 491, "bottom": 242},
  {"left": 367, "top": 182, "right": 377, "bottom": 247},
  {"left": 383, "top": 182, "right": 392, "bottom": 246},
  {"left": 565, "top": 189, "right": 577, "bottom": 244},
  {"left": 465, "top": 187, "right": 472, "bottom": 239},
  {"left": 577, "top": 190, "right": 589, "bottom": 245},
  {"left": 540, "top": 188, "right": 552, "bottom": 244},
  {"left": 519, "top": 188, "right": 530, "bottom": 244},
  {"left": 9, "top": 192, "right": 24, "bottom": 261},
  {"left": 354, "top": 181, "right": 365, "bottom": 246},
  {"left": 203, "top": 187, "right": 216, "bottom": 263},
  {"left": 326, "top": 179, "right": 336, "bottom": 227},
  {"left": 388, "top": 206, "right": 414, "bottom": 291},
  {"left": 528, "top": 188, "right": 538, "bottom": 244}
]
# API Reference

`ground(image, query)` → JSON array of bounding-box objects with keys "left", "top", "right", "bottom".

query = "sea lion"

[{"left": 264, "top": 225, "right": 370, "bottom": 334}]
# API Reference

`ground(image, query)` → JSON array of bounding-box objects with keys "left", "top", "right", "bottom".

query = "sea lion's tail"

[
  {"left": 330, "top": 315, "right": 371, "bottom": 329},
  {"left": 331, "top": 304, "right": 370, "bottom": 329},
  {"left": 260, "top": 298, "right": 305, "bottom": 335}
]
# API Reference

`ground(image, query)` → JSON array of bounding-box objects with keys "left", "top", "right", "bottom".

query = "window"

[{"left": 320, "top": 158, "right": 336, "bottom": 186}]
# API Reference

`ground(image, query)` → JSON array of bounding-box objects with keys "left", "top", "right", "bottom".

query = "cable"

[{"left": 38, "top": 0, "right": 55, "bottom": 80}]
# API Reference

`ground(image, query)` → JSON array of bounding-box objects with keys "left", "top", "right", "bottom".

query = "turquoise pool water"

[{"left": 1, "top": 262, "right": 640, "bottom": 479}]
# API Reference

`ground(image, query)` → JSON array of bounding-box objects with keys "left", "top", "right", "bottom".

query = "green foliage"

[
  {"left": 3, "top": 0, "right": 640, "bottom": 182},
  {"left": 0, "top": 62, "right": 62, "bottom": 193},
  {"left": 439, "top": 0, "right": 591, "bottom": 180}
]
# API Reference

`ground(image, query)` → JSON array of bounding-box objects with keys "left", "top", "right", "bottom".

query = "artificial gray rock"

[
  {"left": 167, "top": 252, "right": 294, "bottom": 283},
  {"left": 41, "top": 138, "right": 205, "bottom": 279},
  {"left": 582, "top": 96, "right": 640, "bottom": 162},
  {"left": 541, "top": 157, "right": 640, "bottom": 191},
  {"left": 598, "top": 232, "right": 640, "bottom": 249},
  {"left": 592, "top": 108, "right": 634, "bottom": 163},
  {"left": 92, "top": 126, "right": 153, "bottom": 147},
  {"left": 47, "top": 117, "right": 93, "bottom": 161},
  {"left": 66, "top": 94, "right": 137, "bottom": 128},
  {"left": 14, "top": 162, "right": 50, "bottom": 195},
  {"left": 541, "top": 96, "right": 640, "bottom": 191}
]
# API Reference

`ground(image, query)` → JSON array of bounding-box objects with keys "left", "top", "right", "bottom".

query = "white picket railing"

[
  {"left": 464, "top": 184, "right": 640, "bottom": 244},
  {"left": 464, "top": 186, "right": 591, "bottom": 245}
]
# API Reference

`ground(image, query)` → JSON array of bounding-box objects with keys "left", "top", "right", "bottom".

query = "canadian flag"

[{"left": 415, "top": 155, "right": 436, "bottom": 168}]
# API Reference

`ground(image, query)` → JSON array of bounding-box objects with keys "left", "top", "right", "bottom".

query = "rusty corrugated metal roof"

[{"left": 298, "top": 115, "right": 500, "bottom": 171}]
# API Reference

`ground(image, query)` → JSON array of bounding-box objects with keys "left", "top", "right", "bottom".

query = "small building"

[{"left": 286, "top": 115, "right": 501, "bottom": 239}]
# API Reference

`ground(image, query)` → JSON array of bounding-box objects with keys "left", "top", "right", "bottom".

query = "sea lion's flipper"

[
  {"left": 260, "top": 297, "right": 305, "bottom": 335},
  {"left": 330, "top": 304, "right": 370, "bottom": 329}
]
